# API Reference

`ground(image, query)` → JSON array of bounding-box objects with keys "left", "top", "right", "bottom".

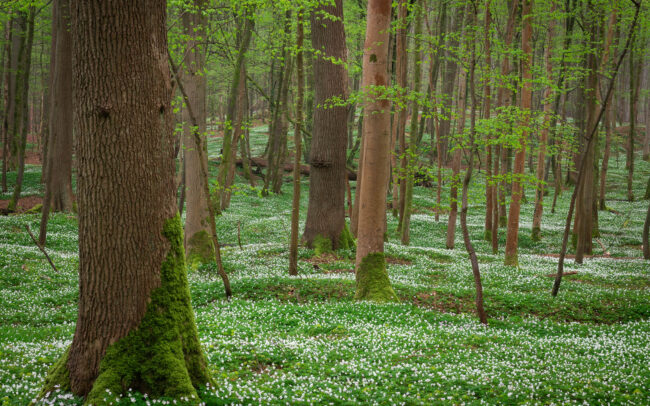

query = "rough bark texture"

[
  {"left": 303, "top": 0, "right": 350, "bottom": 250},
  {"left": 355, "top": 0, "right": 398, "bottom": 302},
  {"left": 504, "top": 0, "right": 532, "bottom": 266},
  {"left": 181, "top": 0, "right": 214, "bottom": 266},
  {"left": 39, "top": 1, "right": 210, "bottom": 401}
]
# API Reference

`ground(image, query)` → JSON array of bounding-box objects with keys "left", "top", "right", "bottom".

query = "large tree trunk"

[
  {"left": 39, "top": 0, "right": 74, "bottom": 246},
  {"left": 531, "top": 0, "right": 557, "bottom": 241},
  {"left": 39, "top": 1, "right": 210, "bottom": 401},
  {"left": 504, "top": 0, "right": 532, "bottom": 266},
  {"left": 355, "top": 0, "right": 398, "bottom": 302},
  {"left": 1, "top": 18, "right": 12, "bottom": 193},
  {"left": 181, "top": 0, "right": 214, "bottom": 266},
  {"left": 303, "top": 0, "right": 352, "bottom": 251}
]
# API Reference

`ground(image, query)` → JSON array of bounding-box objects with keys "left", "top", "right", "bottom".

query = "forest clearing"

[{"left": 1, "top": 0, "right": 650, "bottom": 404}]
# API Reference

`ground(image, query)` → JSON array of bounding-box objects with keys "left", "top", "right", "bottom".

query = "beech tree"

[
  {"left": 38, "top": 0, "right": 210, "bottom": 402},
  {"left": 354, "top": 0, "right": 398, "bottom": 302},
  {"left": 302, "top": 0, "right": 353, "bottom": 252}
]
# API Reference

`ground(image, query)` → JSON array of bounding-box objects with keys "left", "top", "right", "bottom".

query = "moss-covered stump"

[
  {"left": 37, "top": 215, "right": 211, "bottom": 405},
  {"left": 186, "top": 229, "right": 215, "bottom": 269},
  {"left": 355, "top": 252, "right": 398, "bottom": 302}
]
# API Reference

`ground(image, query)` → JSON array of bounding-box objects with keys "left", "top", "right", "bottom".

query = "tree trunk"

[
  {"left": 303, "top": 0, "right": 352, "bottom": 251},
  {"left": 39, "top": 0, "right": 74, "bottom": 246},
  {"left": 598, "top": 8, "right": 617, "bottom": 211},
  {"left": 289, "top": 10, "right": 305, "bottom": 276},
  {"left": 181, "top": 0, "right": 214, "bottom": 266},
  {"left": 574, "top": 2, "right": 601, "bottom": 263},
  {"left": 355, "top": 0, "right": 398, "bottom": 302},
  {"left": 217, "top": 9, "right": 254, "bottom": 210},
  {"left": 390, "top": 0, "right": 407, "bottom": 218},
  {"left": 1, "top": 17, "right": 12, "bottom": 193},
  {"left": 644, "top": 200, "right": 650, "bottom": 260},
  {"left": 627, "top": 33, "right": 641, "bottom": 202},
  {"left": 445, "top": 3, "right": 469, "bottom": 250},
  {"left": 39, "top": 1, "right": 211, "bottom": 402},
  {"left": 7, "top": 9, "right": 35, "bottom": 212},
  {"left": 504, "top": 0, "right": 531, "bottom": 267},
  {"left": 483, "top": 0, "right": 493, "bottom": 242},
  {"left": 400, "top": 0, "right": 424, "bottom": 245},
  {"left": 531, "top": 0, "right": 557, "bottom": 241}
]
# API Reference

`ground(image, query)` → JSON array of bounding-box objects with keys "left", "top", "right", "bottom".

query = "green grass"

[{"left": 1, "top": 130, "right": 649, "bottom": 405}]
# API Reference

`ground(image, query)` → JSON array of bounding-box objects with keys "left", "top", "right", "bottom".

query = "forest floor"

[{"left": 1, "top": 129, "right": 649, "bottom": 405}]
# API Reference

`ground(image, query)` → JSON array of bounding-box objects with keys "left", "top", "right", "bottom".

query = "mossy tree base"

[
  {"left": 312, "top": 223, "right": 356, "bottom": 257},
  {"left": 37, "top": 215, "right": 210, "bottom": 405},
  {"left": 355, "top": 252, "right": 398, "bottom": 302},
  {"left": 499, "top": 216, "right": 507, "bottom": 228},
  {"left": 186, "top": 229, "right": 215, "bottom": 269},
  {"left": 484, "top": 230, "right": 492, "bottom": 242},
  {"left": 531, "top": 226, "right": 541, "bottom": 242},
  {"left": 504, "top": 254, "right": 518, "bottom": 267}
]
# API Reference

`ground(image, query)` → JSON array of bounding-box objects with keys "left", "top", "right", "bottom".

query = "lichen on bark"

[
  {"left": 355, "top": 252, "right": 398, "bottom": 302},
  {"left": 36, "top": 214, "right": 211, "bottom": 405}
]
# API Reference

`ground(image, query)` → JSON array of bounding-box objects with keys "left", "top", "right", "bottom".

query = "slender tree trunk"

[
  {"left": 217, "top": 9, "right": 254, "bottom": 208},
  {"left": 8, "top": 9, "right": 35, "bottom": 212},
  {"left": 303, "top": 0, "right": 351, "bottom": 251},
  {"left": 643, "top": 94, "right": 649, "bottom": 161},
  {"left": 445, "top": 4, "right": 469, "bottom": 250},
  {"left": 531, "top": 0, "right": 557, "bottom": 241},
  {"left": 599, "top": 8, "right": 617, "bottom": 210},
  {"left": 574, "top": 1, "right": 601, "bottom": 263},
  {"left": 40, "top": 0, "right": 74, "bottom": 246},
  {"left": 289, "top": 10, "right": 305, "bottom": 276},
  {"left": 483, "top": 0, "right": 493, "bottom": 242},
  {"left": 38, "top": 1, "right": 211, "bottom": 401},
  {"left": 400, "top": 0, "right": 423, "bottom": 245},
  {"left": 355, "top": 0, "right": 398, "bottom": 302},
  {"left": 627, "top": 33, "right": 641, "bottom": 202},
  {"left": 643, "top": 200, "right": 650, "bottom": 259},
  {"left": 180, "top": 0, "right": 215, "bottom": 265},
  {"left": 1, "top": 18, "right": 12, "bottom": 193},
  {"left": 390, "top": 0, "right": 407, "bottom": 217},
  {"left": 460, "top": 10, "right": 487, "bottom": 324},
  {"left": 504, "top": 0, "right": 532, "bottom": 267},
  {"left": 496, "top": 0, "right": 519, "bottom": 231}
]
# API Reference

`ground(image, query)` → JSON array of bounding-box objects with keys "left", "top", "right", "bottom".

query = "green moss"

[
  {"left": 499, "top": 216, "right": 507, "bottom": 228},
  {"left": 36, "top": 347, "right": 71, "bottom": 402},
  {"left": 186, "top": 229, "right": 214, "bottom": 269},
  {"left": 338, "top": 223, "right": 356, "bottom": 250},
  {"left": 531, "top": 226, "right": 541, "bottom": 242},
  {"left": 484, "top": 229, "right": 492, "bottom": 242},
  {"left": 313, "top": 234, "right": 333, "bottom": 256},
  {"left": 355, "top": 252, "right": 399, "bottom": 303},
  {"left": 24, "top": 203, "right": 43, "bottom": 214},
  {"left": 504, "top": 253, "right": 518, "bottom": 267},
  {"left": 83, "top": 213, "right": 210, "bottom": 405}
]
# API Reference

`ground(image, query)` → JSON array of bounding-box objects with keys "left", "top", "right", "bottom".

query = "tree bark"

[
  {"left": 289, "top": 10, "right": 305, "bottom": 276},
  {"left": 40, "top": 0, "right": 74, "bottom": 246},
  {"left": 483, "top": 0, "right": 493, "bottom": 242},
  {"left": 7, "top": 8, "right": 35, "bottom": 212},
  {"left": 627, "top": 32, "right": 642, "bottom": 202},
  {"left": 38, "top": 1, "right": 211, "bottom": 402},
  {"left": 303, "top": 0, "right": 351, "bottom": 251},
  {"left": 390, "top": 0, "right": 407, "bottom": 217},
  {"left": 504, "top": 0, "right": 532, "bottom": 266},
  {"left": 1, "top": 17, "right": 12, "bottom": 193},
  {"left": 531, "top": 0, "right": 557, "bottom": 241},
  {"left": 445, "top": 3, "right": 469, "bottom": 250},
  {"left": 355, "top": 0, "right": 398, "bottom": 302}
]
